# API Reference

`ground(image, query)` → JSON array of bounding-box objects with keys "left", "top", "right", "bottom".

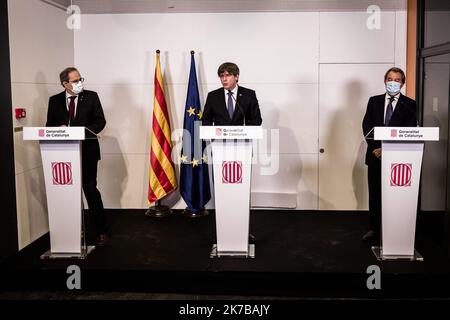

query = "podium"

[
  {"left": 200, "top": 126, "right": 263, "bottom": 258},
  {"left": 23, "top": 127, "right": 95, "bottom": 259},
  {"left": 372, "top": 126, "right": 439, "bottom": 261}
]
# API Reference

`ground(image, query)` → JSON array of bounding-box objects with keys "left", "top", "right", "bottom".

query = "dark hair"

[
  {"left": 384, "top": 67, "right": 406, "bottom": 84},
  {"left": 59, "top": 67, "right": 79, "bottom": 86},
  {"left": 217, "top": 62, "right": 240, "bottom": 77}
]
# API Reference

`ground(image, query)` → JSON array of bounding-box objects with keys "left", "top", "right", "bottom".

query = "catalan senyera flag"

[{"left": 148, "top": 51, "right": 177, "bottom": 203}]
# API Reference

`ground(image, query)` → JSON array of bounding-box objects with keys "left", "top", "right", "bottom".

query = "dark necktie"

[
  {"left": 227, "top": 91, "right": 234, "bottom": 119},
  {"left": 385, "top": 96, "right": 395, "bottom": 126},
  {"left": 68, "top": 96, "right": 76, "bottom": 122}
]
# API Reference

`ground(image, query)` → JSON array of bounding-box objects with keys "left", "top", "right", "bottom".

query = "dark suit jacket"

[
  {"left": 362, "top": 93, "right": 417, "bottom": 165},
  {"left": 202, "top": 86, "right": 262, "bottom": 126},
  {"left": 46, "top": 90, "right": 106, "bottom": 161}
]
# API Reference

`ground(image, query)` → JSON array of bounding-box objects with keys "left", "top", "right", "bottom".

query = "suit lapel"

[
  {"left": 376, "top": 94, "right": 385, "bottom": 126},
  {"left": 390, "top": 93, "right": 403, "bottom": 122},
  {"left": 388, "top": 93, "right": 404, "bottom": 125},
  {"left": 74, "top": 92, "right": 84, "bottom": 121},
  {"left": 231, "top": 87, "right": 243, "bottom": 122},
  {"left": 58, "top": 91, "right": 69, "bottom": 121}
]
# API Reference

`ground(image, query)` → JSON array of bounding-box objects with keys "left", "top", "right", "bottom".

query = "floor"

[{"left": 1, "top": 210, "right": 449, "bottom": 300}]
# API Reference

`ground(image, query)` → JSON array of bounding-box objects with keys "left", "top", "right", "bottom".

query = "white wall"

[
  {"left": 318, "top": 10, "right": 407, "bottom": 209},
  {"left": 9, "top": 0, "right": 74, "bottom": 249},
  {"left": 74, "top": 8, "right": 408, "bottom": 210}
]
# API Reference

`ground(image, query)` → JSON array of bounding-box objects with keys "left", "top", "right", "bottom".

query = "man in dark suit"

[
  {"left": 202, "top": 63, "right": 262, "bottom": 244},
  {"left": 362, "top": 67, "right": 417, "bottom": 242},
  {"left": 202, "top": 62, "right": 262, "bottom": 126},
  {"left": 46, "top": 67, "right": 109, "bottom": 246}
]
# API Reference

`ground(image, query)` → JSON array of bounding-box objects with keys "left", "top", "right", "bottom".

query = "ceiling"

[{"left": 44, "top": 0, "right": 408, "bottom": 14}]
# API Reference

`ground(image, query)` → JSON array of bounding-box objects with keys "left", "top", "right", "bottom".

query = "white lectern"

[
  {"left": 372, "top": 126, "right": 439, "bottom": 261},
  {"left": 23, "top": 127, "right": 95, "bottom": 259},
  {"left": 200, "top": 126, "right": 263, "bottom": 258}
]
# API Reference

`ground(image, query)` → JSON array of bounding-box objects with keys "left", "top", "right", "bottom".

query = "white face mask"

[
  {"left": 385, "top": 81, "right": 401, "bottom": 96},
  {"left": 71, "top": 81, "right": 84, "bottom": 95}
]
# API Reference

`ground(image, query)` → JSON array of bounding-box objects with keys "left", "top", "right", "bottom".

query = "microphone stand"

[
  {"left": 228, "top": 89, "right": 256, "bottom": 245},
  {"left": 364, "top": 127, "right": 375, "bottom": 140},
  {"left": 229, "top": 89, "right": 246, "bottom": 126}
]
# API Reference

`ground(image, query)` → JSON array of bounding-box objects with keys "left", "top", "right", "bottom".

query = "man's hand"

[{"left": 372, "top": 148, "right": 381, "bottom": 159}]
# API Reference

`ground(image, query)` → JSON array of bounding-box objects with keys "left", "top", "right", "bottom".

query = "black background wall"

[
  {"left": 0, "top": 0, "right": 18, "bottom": 261},
  {"left": 417, "top": 0, "right": 450, "bottom": 257}
]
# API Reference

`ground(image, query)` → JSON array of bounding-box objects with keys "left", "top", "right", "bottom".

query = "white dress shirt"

[
  {"left": 65, "top": 91, "right": 79, "bottom": 117},
  {"left": 224, "top": 85, "right": 238, "bottom": 113},
  {"left": 384, "top": 92, "right": 400, "bottom": 123}
]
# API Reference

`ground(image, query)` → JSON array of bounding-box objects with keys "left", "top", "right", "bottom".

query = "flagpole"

[
  {"left": 146, "top": 49, "right": 177, "bottom": 218},
  {"left": 180, "top": 50, "right": 210, "bottom": 218}
]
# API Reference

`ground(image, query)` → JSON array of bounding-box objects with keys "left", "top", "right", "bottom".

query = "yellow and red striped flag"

[{"left": 148, "top": 51, "right": 177, "bottom": 203}]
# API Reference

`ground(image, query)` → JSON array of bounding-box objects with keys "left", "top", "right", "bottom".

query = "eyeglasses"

[{"left": 68, "top": 78, "right": 85, "bottom": 84}]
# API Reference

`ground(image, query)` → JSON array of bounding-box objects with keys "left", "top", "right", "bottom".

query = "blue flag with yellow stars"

[{"left": 180, "top": 53, "right": 211, "bottom": 212}]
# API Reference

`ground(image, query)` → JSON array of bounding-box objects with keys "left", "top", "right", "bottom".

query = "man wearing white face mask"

[
  {"left": 362, "top": 67, "right": 417, "bottom": 242},
  {"left": 46, "top": 67, "right": 109, "bottom": 247}
]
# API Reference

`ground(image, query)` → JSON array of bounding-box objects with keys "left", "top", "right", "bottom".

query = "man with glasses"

[{"left": 46, "top": 67, "right": 109, "bottom": 246}]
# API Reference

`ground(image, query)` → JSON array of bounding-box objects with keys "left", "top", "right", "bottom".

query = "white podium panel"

[
  {"left": 373, "top": 127, "right": 439, "bottom": 260},
  {"left": 381, "top": 142, "right": 423, "bottom": 257},
  {"left": 200, "top": 126, "right": 263, "bottom": 140},
  {"left": 23, "top": 126, "right": 85, "bottom": 140},
  {"left": 40, "top": 141, "right": 82, "bottom": 254},
  {"left": 374, "top": 127, "right": 439, "bottom": 141},
  {"left": 23, "top": 127, "right": 94, "bottom": 258},
  {"left": 200, "top": 126, "right": 262, "bottom": 257},
  {"left": 212, "top": 140, "right": 253, "bottom": 255}
]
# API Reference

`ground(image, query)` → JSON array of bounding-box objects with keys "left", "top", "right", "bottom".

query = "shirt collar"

[
  {"left": 385, "top": 92, "right": 400, "bottom": 101},
  {"left": 65, "top": 91, "right": 78, "bottom": 99},
  {"left": 225, "top": 85, "right": 238, "bottom": 97}
]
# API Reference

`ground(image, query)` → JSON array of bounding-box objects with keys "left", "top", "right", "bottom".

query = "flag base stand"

[
  {"left": 181, "top": 208, "right": 209, "bottom": 218},
  {"left": 40, "top": 246, "right": 95, "bottom": 260},
  {"left": 210, "top": 244, "right": 255, "bottom": 258},
  {"left": 145, "top": 203, "right": 173, "bottom": 218},
  {"left": 371, "top": 246, "right": 424, "bottom": 261}
]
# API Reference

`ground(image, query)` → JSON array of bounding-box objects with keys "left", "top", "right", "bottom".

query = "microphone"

[
  {"left": 364, "top": 127, "right": 375, "bottom": 140},
  {"left": 363, "top": 99, "right": 418, "bottom": 141},
  {"left": 228, "top": 89, "right": 246, "bottom": 126},
  {"left": 85, "top": 126, "right": 99, "bottom": 138}
]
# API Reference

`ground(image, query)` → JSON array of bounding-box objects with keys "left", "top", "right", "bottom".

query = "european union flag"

[{"left": 180, "top": 53, "right": 211, "bottom": 213}]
